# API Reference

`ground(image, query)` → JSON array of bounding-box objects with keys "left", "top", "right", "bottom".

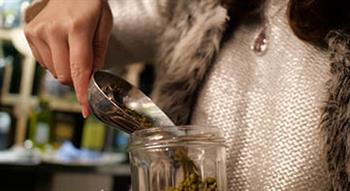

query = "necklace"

[{"left": 251, "top": 1, "right": 287, "bottom": 56}]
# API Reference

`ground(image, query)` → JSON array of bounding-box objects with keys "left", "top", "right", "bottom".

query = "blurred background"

[{"left": 0, "top": 0, "right": 155, "bottom": 190}]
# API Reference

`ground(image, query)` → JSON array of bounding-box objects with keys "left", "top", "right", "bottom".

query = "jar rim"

[{"left": 128, "top": 125, "right": 226, "bottom": 151}]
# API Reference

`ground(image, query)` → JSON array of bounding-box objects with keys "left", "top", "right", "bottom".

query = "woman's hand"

[{"left": 24, "top": 0, "right": 113, "bottom": 117}]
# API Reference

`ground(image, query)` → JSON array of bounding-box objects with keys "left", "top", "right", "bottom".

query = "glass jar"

[{"left": 129, "top": 126, "right": 227, "bottom": 191}]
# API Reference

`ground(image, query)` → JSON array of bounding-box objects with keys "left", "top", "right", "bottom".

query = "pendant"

[{"left": 251, "top": 27, "right": 268, "bottom": 56}]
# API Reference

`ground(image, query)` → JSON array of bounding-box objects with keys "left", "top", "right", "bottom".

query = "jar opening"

[{"left": 128, "top": 126, "right": 226, "bottom": 151}]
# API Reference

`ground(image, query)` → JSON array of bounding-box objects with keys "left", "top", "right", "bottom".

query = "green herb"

[
  {"left": 123, "top": 107, "right": 153, "bottom": 128},
  {"left": 104, "top": 83, "right": 218, "bottom": 190},
  {"left": 103, "top": 84, "right": 154, "bottom": 128},
  {"left": 166, "top": 150, "right": 218, "bottom": 191}
]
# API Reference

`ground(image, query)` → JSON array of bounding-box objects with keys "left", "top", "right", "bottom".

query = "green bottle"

[
  {"left": 81, "top": 116, "right": 106, "bottom": 151},
  {"left": 29, "top": 98, "right": 53, "bottom": 150}
]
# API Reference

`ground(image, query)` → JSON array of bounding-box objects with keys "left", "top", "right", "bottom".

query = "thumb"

[{"left": 94, "top": 1, "right": 113, "bottom": 70}]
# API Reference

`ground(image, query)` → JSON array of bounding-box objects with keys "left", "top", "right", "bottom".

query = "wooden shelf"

[
  {"left": 0, "top": 27, "right": 81, "bottom": 144},
  {"left": 1, "top": 94, "right": 81, "bottom": 113},
  {"left": 0, "top": 29, "right": 13, "bottom": 40},
  {"left": 97, "top": 163, "right": 130, "bottom": 176},
  {"left": 48, "top": 97, "right": 81, "bottom": 113},
  {"left": 0, "top": 28, "right": 32, "bottom": 57},
  {"left": 2, "top": 94, "right": 29, "bottom": 105}
]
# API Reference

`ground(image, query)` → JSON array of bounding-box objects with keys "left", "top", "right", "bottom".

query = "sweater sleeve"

[
  {"left": 106, "top": 0, "right": 164, "bottom": 67},
  {"left": 24, "top": 0, "right": 164, "bottom": 67},
  {"left": 23, "top": 0, "right": 49, "bottom": 23}
]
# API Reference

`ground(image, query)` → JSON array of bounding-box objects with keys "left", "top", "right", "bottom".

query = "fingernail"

[{"left": 82, "top": 107, "right": 89, "bottom": 118}]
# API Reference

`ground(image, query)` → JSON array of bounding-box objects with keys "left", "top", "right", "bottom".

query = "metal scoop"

[{"left": 88, "top": 70, "right": 175, "bottom": 133}]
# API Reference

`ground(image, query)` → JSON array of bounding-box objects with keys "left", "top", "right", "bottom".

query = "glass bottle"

[
  {"left": 29, "top": 97, "right": 53, "bottom": 150},
  {"left": 81, "top": 116, "right": 106, "bottom": 151},
  {"left": 0, "top": 111, "right": 11, "bottom": 150},
  {"left": 129, "top": 126, "right": 227, "bottom": 191},
  {"left": 52, "top": 113, "right": 75, "bottom": 149}
]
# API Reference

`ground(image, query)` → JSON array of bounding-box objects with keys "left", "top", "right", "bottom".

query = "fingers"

[
  {"left": 24, "top": 0, "right": 113, "bottom": 118},
  {"left": 32, "top": 39, "right": 56, "bottom": 77},
  {"left": 47, "top": 32, "right": 71, "bottom": 85},
  {"left": 26, "top": 38, "right": 44, "bottom": 67},
  {"left": 69, "top": 30, "right": 93, "bottom": 118},
  {"left": 25, "top": 25, "right": 56, "bottom": 77}
]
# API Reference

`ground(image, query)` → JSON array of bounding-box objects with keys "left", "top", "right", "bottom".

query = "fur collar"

[
  {"left": 152, "top": 0, "right": 350, "bottom": 190},
  {"left": 321, "top": 31, "right": 350, "bottom": 190},
  {"left": 152, "top": 0, "right": 227, "bottom": 124}
]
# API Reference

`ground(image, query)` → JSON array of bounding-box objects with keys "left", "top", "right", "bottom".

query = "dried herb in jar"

[
  {"left": 104, "top": 82, "right": 219, "bottom": 190},
  {"left": 167, "top": 150, "right": 218, "bottom": 191}
]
